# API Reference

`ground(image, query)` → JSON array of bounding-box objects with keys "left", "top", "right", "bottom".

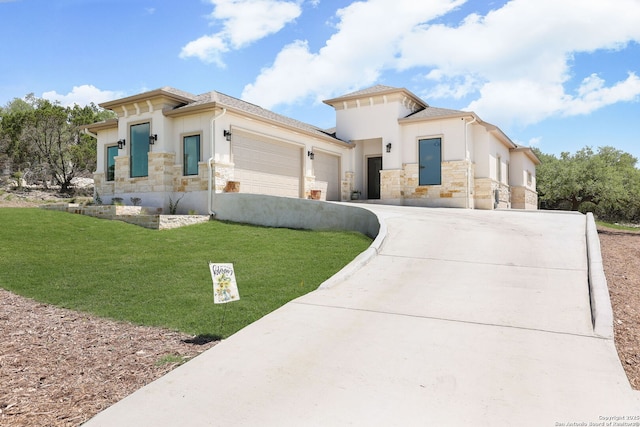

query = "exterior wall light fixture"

[
  {"left": 386, "top": 142, "right": 392, "bottom": 153},
  {"left": 117, "top": 139, "right": 126, "bottom": 149},
  {"left": 307, "top": 150, "right": 314, "bottom": 160},
  {"left": 224, "top": 130, "right": 232, "bottom": 141},
  {"left": 149, "top": 134, "right": 157, "bottom": 144}
]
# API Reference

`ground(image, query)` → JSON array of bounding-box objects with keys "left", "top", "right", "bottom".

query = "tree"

[
  {"left": 0, "top": 95, "right": 115, "bottom": 192},
  {"left": 534, "top": 146, "right": 640, "bottom": 222}
]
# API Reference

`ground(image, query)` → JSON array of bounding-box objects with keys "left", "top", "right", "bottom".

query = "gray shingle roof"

[
  {"left": 171, "top": 90, "right": 340, "bottom": 141},
  {"left": 157, "top": 86, "right": 198, "bottom": 101},
  {"left": 337, "top": 84, "right": 400, "bottom": 98},
  {"left": 403, "top": 106, "right": 470, "bottom": 120}
]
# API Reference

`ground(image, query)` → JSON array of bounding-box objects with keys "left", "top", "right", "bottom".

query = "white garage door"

[
  {"left": 313, "top": 151, "right": 341, "bottom": 201},
  {"left": 232, "top": 130, "right": 302, "bottom": 198}
]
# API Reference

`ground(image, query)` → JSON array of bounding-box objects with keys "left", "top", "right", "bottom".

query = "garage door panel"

[
  {"left": 314, "top": 151, "right": 340, "bottom": 201},
  {"left": 233, "top": 132, "right": 302, "bottom": 198}
]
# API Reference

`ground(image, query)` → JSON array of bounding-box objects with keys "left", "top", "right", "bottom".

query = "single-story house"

[{"left": 84, "top": 84, "right": 539, "bottom": 214}]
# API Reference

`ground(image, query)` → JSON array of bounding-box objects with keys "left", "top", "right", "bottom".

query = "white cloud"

[
  {"left": 564, "top": 72, "right": 640, "bottom": 116},
  {"left": 242, "top": 0, "right": 640, "bottom": 127},
  {"left": 242, "top": 0, "right": 465, "bottom": 108},
  {"left": 179, "top": 0, "right": 301, "bottom": 66},
  {"left": 180, "top": 34, "right": 229, "bottom": 66},
  {"left": 41, "top": 85, "right": 125, "bottom": 107},
  {"left": 398, "top": 0, "right": 640, "bottom": 125}
]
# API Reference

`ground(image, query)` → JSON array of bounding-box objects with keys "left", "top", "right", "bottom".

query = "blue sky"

[{"left": 2, "top": 0, "right": 640, "bottom": 161}]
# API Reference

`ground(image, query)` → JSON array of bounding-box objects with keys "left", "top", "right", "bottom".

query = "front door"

[
  {"left": 367, "top": 156, "right": 382, "bottom": 199},
  {"left": 418, "top": 138, "right": 442, "bottom": 185}
]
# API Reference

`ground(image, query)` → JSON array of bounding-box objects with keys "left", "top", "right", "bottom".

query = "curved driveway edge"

[
  {"left": 85, "top": 204, "right": 640, "bottom": 426},
  {"left": 585, "top": 212, "right": 615, "bottom": 339}
]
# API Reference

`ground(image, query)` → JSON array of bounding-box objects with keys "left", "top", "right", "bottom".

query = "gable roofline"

[
  {"left": 165, "top": 91, "right": 350, "bottom": 147},
  {"left": 99, "top": 87, "right": 350, "bottom": 148},
  {"left": 401, "top": 106, "right": 523, "bottom": 152},
  {"left": 399, "top": 106, "right": 474, "bottom": 123},
  {"left": 512, "top": 145, "right": 542, "bottom": 165},
  {"left": 323, "top": 85, "right": 427, "bottom": 109},
  {"left": 99, "top": 87, "right": 197, "bottom": 110}
]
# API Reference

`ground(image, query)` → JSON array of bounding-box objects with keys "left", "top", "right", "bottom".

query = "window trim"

[
  {"left": 106, "top": 144, "right": 119, "bottom": 182},
  {"left": 417, "top": 136, "right": 443, "bottom": 186},
  {"left": 129, "top": 121, "right": 151, "bottom": 178},
  {"left": 181, "top": 132, "right": 202, "bottom": 176}
]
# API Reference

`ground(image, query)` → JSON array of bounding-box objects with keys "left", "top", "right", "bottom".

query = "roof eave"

[
  {"left": 99, "top": 89, "right": 195, "bottom": 110},
  {"left": 82, "top": 118, "right": 118, "bottom": 132},
  {"left": 512, "top": 147, "right": 542, "bottom": 165},
  {"left": 323, "top": 87, "right": 427, "bottom": 109},
  {"left": 398, "top": 111, "right": 475, "bottom": 124}
]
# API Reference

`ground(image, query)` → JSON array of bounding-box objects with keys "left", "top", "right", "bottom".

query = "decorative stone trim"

[{"left": 390, "top": 160, "right": 472, "bottom": 207}]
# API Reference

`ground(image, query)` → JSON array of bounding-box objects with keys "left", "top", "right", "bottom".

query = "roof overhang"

[
  {"left": 511, "top": 146, "right": 542, "bottom": 165},
  {"left": 82, "top": 118, "right": 118, "bottom": 132},
  {"left": 323, "top": 87, "right": 427, "bottom": 111},
  {"left": 99, "top": 88, "right": 195, "bottom": 110},
  {"left": 398, "top": 110, "right": 476, "bottom": 124}
]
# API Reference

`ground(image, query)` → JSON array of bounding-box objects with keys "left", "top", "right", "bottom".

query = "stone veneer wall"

[
  {"left": 94, "top": 153, "right": 240, "bottom": 204},
  {"left": 511, "top": 186, "right": 538, "bottom": 210},
  {"left": 342, "top": 171, "right": 354, "bottom": 201},
  {"left": 474, "top": 178, "right": 511, "bottom": 210},
  {"left": 379, "top": 160, "right": 473, "bottom": 208}
]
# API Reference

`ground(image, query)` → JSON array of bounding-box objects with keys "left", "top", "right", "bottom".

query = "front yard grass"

[{"left": 0, "top": 208, "right": 372, "bottom": 339}]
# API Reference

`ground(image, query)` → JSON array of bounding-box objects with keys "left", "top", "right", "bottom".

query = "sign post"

[
  {"left": 209, "top": 262, "right": 240, "bottom": 332},
  {"left": 209, "top": 262, "right": 240, "bottom": 304}
]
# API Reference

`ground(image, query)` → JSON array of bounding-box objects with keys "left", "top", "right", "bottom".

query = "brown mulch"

[
  {"left": 0, "top": 290, "right": 217, "bottom": 426},
  {"left": 598, "top": 226, "right": 640, "bottom": 390}
]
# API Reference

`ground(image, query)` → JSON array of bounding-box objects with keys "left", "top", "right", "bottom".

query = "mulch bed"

[
  {"left": 598, "top": 226, "right": 640, "bottom": 390},
  {"left": 0, "top": 290, "right": 216, "bottom": 426}
]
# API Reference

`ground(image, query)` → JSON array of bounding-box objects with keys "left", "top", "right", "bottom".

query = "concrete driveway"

[{"left": 85, "top": 205, "right": 639, "bottom": 426}]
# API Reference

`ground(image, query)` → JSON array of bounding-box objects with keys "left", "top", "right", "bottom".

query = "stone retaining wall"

[{"left": 41, "top": 204, "right": 209, "bottom": 230}]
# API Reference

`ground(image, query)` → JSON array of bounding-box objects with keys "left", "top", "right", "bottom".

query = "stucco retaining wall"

[{"left": 211, "top": 193, "right": 380, "bottom": 239}]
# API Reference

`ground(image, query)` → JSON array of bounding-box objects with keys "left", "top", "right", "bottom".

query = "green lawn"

[{"left": 0, "top": 208, "right": 372, "bottom": 339}]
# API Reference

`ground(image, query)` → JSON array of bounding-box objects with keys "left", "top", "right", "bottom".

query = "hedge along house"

[{"left": 84, "top": 85, "right": 539, "bottom": 214}]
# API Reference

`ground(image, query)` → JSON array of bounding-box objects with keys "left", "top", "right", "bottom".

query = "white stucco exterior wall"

[
  {"left": 510, "top": 151, "right": 537, "bottom": 190},
  {"left": 95, "top": 127, "right": 119, "bottom": 174},
  {"left": 400, "top": 118, "right": 467, "bottom": 164}
]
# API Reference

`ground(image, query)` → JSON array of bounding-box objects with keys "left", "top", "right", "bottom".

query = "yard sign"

[{"left": 209, "top": 263, "right": 240, "bottom": 304}]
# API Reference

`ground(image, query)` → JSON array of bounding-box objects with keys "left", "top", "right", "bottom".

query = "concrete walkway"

[{"left": 85, "top": 206, "right": 639, "bottom": 426}]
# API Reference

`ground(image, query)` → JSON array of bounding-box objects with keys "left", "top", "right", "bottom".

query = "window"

[
  {"left": 506, "top": 161, "right": 510, "bottom": 185},
  {"left": 527, "top": 171, "right": 533, "bottom": 186},
  {"left": 418, "top": 138, "right": 442, "bottom": 186},
  {"left": 183, "top": 134, "right": 201, "bottom": 176},
  {"left": 496, "top": 154, "right": 502, "bottom": 183},
  {"left": 106, "top": 145, "right": 118, "bottom": 181},
  {"left": 130, "top": 122, "right": 150, "bottom": 177}
]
